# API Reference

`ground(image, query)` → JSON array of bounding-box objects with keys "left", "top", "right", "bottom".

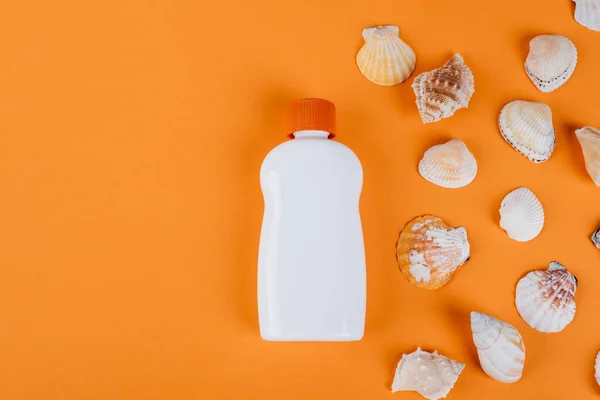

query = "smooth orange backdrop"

[{"left": 0, "top": 0, "right": 599, "bottom": 399}]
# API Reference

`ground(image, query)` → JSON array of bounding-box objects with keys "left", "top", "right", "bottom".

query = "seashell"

[
  {"left": 591, "top": 226, "right": 600, "bottom": 249},
  {"left": 499, "top": 187, "right": 544, "bottom": 242},
  {"left": 498, "top": 100, "right": 555, "bottom": 163},
  {"left": 525, "top": 35, "right": 577, "bottom": 93},
  {"left": 412, "top": 53, "right": 475, "bottom": 124},
  {"left": 418, "top": 139, "right": 477, "bottom": 188},
  {"left": 470, "top": 312, "right": 525, "bottom": 383},
  {"left": 574, "top": 0, "right": 600, "bottom": 31},
  {"left": 392, "top": 347, "right": 465, "bottom": 400},
  {"left": 575, "top": 126, "right": 600, "bottom": 186},
  {"left": 397, "top": 215, "right": 470, "bottom": 290},
  {"left": 595, "top": 351, "right": 600, "bottom": 387},
  {"left": 356, "top": 25, "right": 416, "bottom": 86},
  {"left": 515, "top": 261, "right": 577, "bottom": 333}
]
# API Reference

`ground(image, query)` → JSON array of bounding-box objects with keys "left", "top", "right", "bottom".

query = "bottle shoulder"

[{"left": 261, "top": 139, "right": 361, "bottom": 170}]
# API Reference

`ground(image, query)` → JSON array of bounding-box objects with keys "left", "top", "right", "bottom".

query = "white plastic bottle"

[{"left": 258, "top": 98, "right": 366, "bottom": 342}]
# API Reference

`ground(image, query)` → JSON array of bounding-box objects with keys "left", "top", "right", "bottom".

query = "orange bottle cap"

[{"left": 288, "top": 98, "right": 336, "bottom": 138}]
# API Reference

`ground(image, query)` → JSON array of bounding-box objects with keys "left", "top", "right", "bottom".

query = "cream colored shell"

[
  {"left": 525, "top": 35, "right": 577, "bottom": 93},
  {"left": 470, "top": 312, "right": 525, "bottom": 383},
  {"left": 418, "top": 139, "right": 477, "bottom": 188},
  {"left": 498, "top": 100, "right": 555, "bottom": 163},
  {"left": 574, "top": 0, "right": 600, "bottom": 31},
  {"left": 356, "top": 25, "right": 416, "bottom": 86},
  {"left": 575, "top": 126, "right": 600, "bottom": 186},
  {"left": 392, "top": 348, "right": 465, "bottom": 400},
  {"left": 499, "top": 187, "right": 544, "bottom": 242},
  {"left": 412, "top": 54, "right": 474, "bottom": 124},
  {"left": 595, "top": 351, "right": 600, "bottom": 387},
  {"left": 515, "top": 262, "right": 577, "bottom": 333}
]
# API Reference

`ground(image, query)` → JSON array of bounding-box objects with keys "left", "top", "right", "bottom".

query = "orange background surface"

[{"left": 0, "top": 0, "right": 599, "bottom": 399}]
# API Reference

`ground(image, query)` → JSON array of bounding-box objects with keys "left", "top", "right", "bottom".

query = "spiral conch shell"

[
  {"left": 470, "top": 312, "right": 525, "bottom": 383},
  {"left": 574, "top": 0, "right": 600, "bottom": 31},
  {"left": 525, "top": 34, "right": 577, "bottom": 93},
  {"left": 392, "top": 348, "right": 465, "bottom": 400},
  {"left": 356, "top": 25, "right": 416, "bottom": 86},
  {"left": 515, "top": 262, "right": 577, "bottom": 333},
  {"left": 499, "top": 187, "right": 544, "bottom": 242},
  {"left": 412, "top": 54, "right": 475, "bottom": 124},
  {"left": 592, "top": 226, "right": 600, "bottom": 248},
  {"left": 498, "top": 100, "right": 555, "bottom": 163},
  {"left": 575, "top": 126, "right": 600, "bottom": 186},
  {"left": 418, "top": 139, "right": 478, "bottom": 188},
  {"left": 397, "top": 215, "right": 470, "bottom": 290}
]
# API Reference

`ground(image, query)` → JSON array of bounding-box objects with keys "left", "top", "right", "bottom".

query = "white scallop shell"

[
  {"left": 499, "top": 187, "right": 544, "bottom": 242},
  {"left": 595, "top": 351, "right": 600, "bottom": 386},
  {"left": 515, "top": 261, "right": 577, "bottom": 333},
  {"left": 356, "top": 25, "right": 416, "bottom": 86},
  {"left": 498, "top": 100, "right": 555, "bottom": 163},
  {"left": 525, "top": 35, "right": 577, "bottom": 93},
  {"left": 574, "top": 0, "right": 600, "bottom": 31},
  {"left": 418, "top": 139, "right": 477, "bottom": 188},
  {"left": 470, "top": 312, "right": 525, "bottom": 383},
  {"left": 575, "top": 126, "right": 600, "bottom": 186},
  {"left": 392, "top": 348, "right": 465, "bottom": 400}
]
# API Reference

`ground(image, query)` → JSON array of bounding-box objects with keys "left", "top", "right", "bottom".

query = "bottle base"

[{"left": 260, "top": 331, "right": 364, "bottom": 342}]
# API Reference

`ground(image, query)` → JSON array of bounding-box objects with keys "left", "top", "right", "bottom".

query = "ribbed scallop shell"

[
  {"left": 397, "top": 215, "right": 470, "bottom": 290},
  {"left": 498, "top": 100, "right": 555, "bottom": 163},
  {"left": 595, "top": 351, "right": 600, "bottom": 386},
  {"left": 392, "top": 348, "right": 465, "bottom": 400},
  {"left": 412, "top": 54, "right": 474, "bottom": 124},
  {"left": 574, "top": 0, "right": 600, "bottom": 31},
  {"left": 515, "top": 261, "right": 577, "bottom": 333},
  {"left": 499, "top": 187, "right": 544, "bottom": 242},
  {"left": 356, "top": 25, "right": 416, "bottom": 86},
  {"left": 575, "top": 126, "right": 600, "bottom": 186},
  {"left": 418, "top": 139, "right": 477, "bottom": 188},
  {"left": 525, "top": 35, "right": 577, "bottom": 93},
  {"left": 470, "top": 312, "right": 525, "bottom": 383}
]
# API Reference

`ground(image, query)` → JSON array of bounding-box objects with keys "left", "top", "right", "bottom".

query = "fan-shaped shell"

[
  {"left": 418, "top": 139, "right": 477, "bottom": 188},
  {"left": 515, "top": 261, "right": 577, "bottom": 333},
  {"left": 470, "top": 312, "right": 525, "bottom": 383},
  {"left": 397, "top": 215, "right": 470, "bottom": 290},
  {"left": 412, "top": 53, "right": 474, "bottom": 124},
  {"left": 392, "top": 348, "right": 465, "bottom": 400},
  {"left": 356, "top": 25, "right": 416, "bottom": 86},
  {"left": 595, "top": 351, "right": 600, "bottom": 387},
  {"left": 574, "top": 0, "right": 600, "bottom": 31},
  {"left": 498, "top": 100, "right": 555, "bottom": 163},
  {"left": 499, "top": 187, "right": 544, "bottom": 242},
  {"left": 525, "top": 35, "right": 577, "bottom": 93},
  {"left": 575, "top": 126, "right": 600, "bottom": 186}
]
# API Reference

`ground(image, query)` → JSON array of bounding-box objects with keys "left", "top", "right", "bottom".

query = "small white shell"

[
  {"left": 392, "top": 348, "right": 465, "bottom": 400},
  {"left": 595, "top": 351, "right": 600, "bottom": 386},
  {"left": 574, "top": 0, "right": 600, "bottom": 31},
  {"left": 499, "top": 187, "right": 544, "bottom": 242},
  {"left": 515, "top": 261, "right": 577, "bottom": 333},
  {"left": 498, "top": 100, "right": 555, "bottom": 163},
  {"left": 418, "top": 139, "right": 477, "bottom": 188},
  {"left": 356, "top": 25, "right": 416, "bottom": 86},
  {"left": 525, "top": 35, "right": 577, "bottom": 93},
  {"left": 575, "top": 126, "right": 600, "bottom": 186},
  {"left": 471, "top": 312, "right": 525, "bottom": 383}
]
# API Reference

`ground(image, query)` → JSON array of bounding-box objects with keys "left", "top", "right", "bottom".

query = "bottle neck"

[{"left": 292, "top": 130, "right": 330, "bottom": 139}]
